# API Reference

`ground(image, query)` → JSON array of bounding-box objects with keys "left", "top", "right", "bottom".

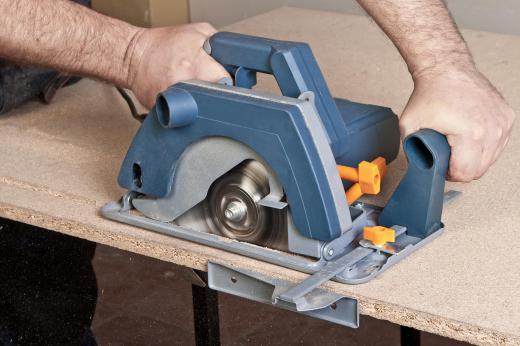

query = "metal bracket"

[{"left": 207, "top": 261, "right": 359, "bottom": 328}]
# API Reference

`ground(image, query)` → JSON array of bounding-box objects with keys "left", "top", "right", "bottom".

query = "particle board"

[{"left": 1, "top": 8, "right": 520, "bottom": 345}]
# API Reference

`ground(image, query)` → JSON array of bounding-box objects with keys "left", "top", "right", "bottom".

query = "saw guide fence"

[{"left": 1, "top": 8, "right": 519, "bottom": 345}]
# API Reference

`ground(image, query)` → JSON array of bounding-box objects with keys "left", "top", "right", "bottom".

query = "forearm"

[
  {"left": 357, "top": 0, "right": 515, "bottom": 182},
  {"left": 356, "top": 0, "right": 475, "bottom": 78},
  {"left": 0, "top": 0, "right": 142, "bottom": 87}
]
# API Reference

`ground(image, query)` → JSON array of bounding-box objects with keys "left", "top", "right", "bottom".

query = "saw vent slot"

[{"left": 133, "top": 163, "right": 143, "bottom": 188}]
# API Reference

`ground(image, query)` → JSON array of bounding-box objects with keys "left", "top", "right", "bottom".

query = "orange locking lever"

[
  {"left": 337, "top": 157, "right": 386, "bottom": 205},
  {"left": 363, "top": 226, "right": 395, "bottom": 246}
]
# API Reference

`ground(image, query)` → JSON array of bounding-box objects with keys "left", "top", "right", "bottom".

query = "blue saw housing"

[{"left": 117, "top": 32, "right": 449, "bottom": 243}]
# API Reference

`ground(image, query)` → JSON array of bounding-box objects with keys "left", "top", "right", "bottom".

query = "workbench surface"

[{"left": 1, "top": 8, "right": 519, "bottom": 345}]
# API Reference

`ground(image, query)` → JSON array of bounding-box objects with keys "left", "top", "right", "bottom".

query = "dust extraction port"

[
  {"left": 156, "top": 94, "right": 170, "bottom": 128},
  {"left": 405, "top": 136, "right": 434, "bottom": 169},
  {"left": 133, "top": 163, "right": 143, "bottom": 188}
]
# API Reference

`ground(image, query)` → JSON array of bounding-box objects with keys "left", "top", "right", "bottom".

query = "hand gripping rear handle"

[{"left": 379, "top": 129, "right": 451, "bottom": 238}]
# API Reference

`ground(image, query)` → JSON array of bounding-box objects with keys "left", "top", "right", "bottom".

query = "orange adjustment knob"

[
  {"left": 371, "top": 157, "right": 387, "bottom": 181},
  {"left": 363, "top": 226, "right": 395, "bottom": 246},
  {"left": 345, "top": 183, "right": 363, "bottom": 205},
  {"left": 337, "top": 157, "right": 386, "bottom": 205},
  {"left": 358, "top": 161, "right": 381, "bottom": 194},
  {"left": 337, "top": 165, "right": 359, "bottom": 182}
]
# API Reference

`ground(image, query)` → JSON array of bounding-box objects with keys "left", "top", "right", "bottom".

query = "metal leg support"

[
  {"left": 401, "top": 326, "right": 421, "bottom": 346},
  {"left": 192, "top": 271, "right": 221, "bottom": 346}
]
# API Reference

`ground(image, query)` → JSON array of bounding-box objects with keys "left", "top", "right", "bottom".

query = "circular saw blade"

[{"left": 202, "top": 160, "right": 288, "bottom": 249}]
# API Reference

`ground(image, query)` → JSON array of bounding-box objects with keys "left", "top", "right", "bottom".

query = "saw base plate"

[{"left": 102, "top": 192, "right": 443, "bottom": 285}]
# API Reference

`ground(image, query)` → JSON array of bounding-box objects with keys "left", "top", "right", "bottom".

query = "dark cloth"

[
  {"left": 0, "top": 218, "right": 98, "bottom": 346},
  {"left": 0, "top": 62, "right": 59, "bottom": 114},
  {"left": 0, "top": 0, "right": 91, "bottom": 115},
  {"left": 1, "top": 3, "right": 98, "bottom": 344}
]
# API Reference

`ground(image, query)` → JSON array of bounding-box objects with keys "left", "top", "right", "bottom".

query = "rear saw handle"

[{"left": 204, "top": 31, "right": 346, "bottom": 154}]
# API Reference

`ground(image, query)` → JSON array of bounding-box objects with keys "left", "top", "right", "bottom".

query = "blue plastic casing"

[
  {"left": 207, "top": 32, "right": 400, "bottom": 166},
  {"left": 119, "top": 82, "right": 351, "bottom": 241},
  {"left": 379, "top": 130, "right": 450, "bottom": 237}
]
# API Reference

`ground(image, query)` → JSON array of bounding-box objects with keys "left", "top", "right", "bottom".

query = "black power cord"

[{"left": 116, "top": 87, "right": 147, "bottom": 123}]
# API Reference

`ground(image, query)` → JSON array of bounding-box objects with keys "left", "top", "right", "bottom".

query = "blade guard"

[{"left": 117, "top": 82, "right": 351, "bottom": 242}]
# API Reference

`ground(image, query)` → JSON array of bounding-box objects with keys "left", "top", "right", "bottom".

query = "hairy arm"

[
  {"left": 0, "top": 0, "right": 137, "bottom": 86},
  {"left": 0, "top": 0, "right": 228, "bottom": 108},
  {"left": 356, "top": 0, "right": 472, "bottom": 77},
  {"left": 357, "top": 0, "right": 515, "bottom": 182}
]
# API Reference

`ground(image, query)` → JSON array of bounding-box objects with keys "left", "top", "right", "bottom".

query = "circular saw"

[{"left": 102, "top": 32, "right": 451, "bottom": 285}]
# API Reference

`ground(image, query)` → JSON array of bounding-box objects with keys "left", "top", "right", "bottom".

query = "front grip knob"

[{"left": 378, "top": 129, "right": 450, "bottom": 238}]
